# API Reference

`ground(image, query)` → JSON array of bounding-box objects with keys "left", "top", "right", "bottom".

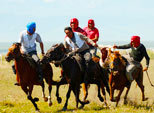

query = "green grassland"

[{"left": 0, "top": 51, "right": 154, "bottom": 113}]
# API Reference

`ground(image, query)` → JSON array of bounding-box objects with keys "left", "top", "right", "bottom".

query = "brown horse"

[
  {"left": 101, "top": 48, "right": 147, "bottom": 106},
  {"left": 5, "top": 43, "right": 53, "bottom": 111}
]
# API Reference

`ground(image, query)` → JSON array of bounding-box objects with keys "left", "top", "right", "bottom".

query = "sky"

[{"left": 0, "top": 0, "right": 154, "bottom": 43}]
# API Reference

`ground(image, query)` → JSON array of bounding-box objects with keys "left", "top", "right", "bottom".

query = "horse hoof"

[
  {"left": 44, "top": 97, "right": 48, "bottom": 102},
  {"left": 99, "top": 97, "right": 104, "bottom": 102},
  {"left": 79, "top": 105, "right": 84, "bottom": 109},
  {"left": 62, "top": 107, "right": 67, "bottom": 111},
  {"left": 142, "top": 97, "right": 148, "bottom": 101},
  {"left": 124, "top": 100, "right": 127, "bottom": 105},
  {"left": 83, "top": 100, "right": 90, "bottom": 104},
  {"left": 49, "top": 102, "right": 52, "bottom": 106},
  {"left": 85, "top": 100, "right": 90, "bottom": 104},
  {"left": 57, "top": 97, "right": 62, "bottom": 104},
  {"left": 34, "top": 97, "right": 39, "bottom": 102},
  {"left": 35, "top": 108, "right": 40, "bottom": 112}
]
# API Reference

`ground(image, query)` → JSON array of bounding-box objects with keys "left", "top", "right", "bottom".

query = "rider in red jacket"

[{"left": 70, "top": 18, "right": 87, "bottom": 36}]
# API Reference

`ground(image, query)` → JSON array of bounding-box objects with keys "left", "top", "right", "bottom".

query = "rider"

[
  {"left": 83, "top": 19, "right": 99, "bottom": 57},
  {"left": 70, "top": 18, "right": 87, "bottom": 36},
  {"left": 113, "top": 36, "right": 150, "bottom": 82},
  {"left": 60, "top": 19, "right": 87, "bottom": 77},
  {"left": 64, "top": 27, "right": 99, "bottom": 78},
  {"left": 13, "top": 22, "right": 45, "bottom": 85}
]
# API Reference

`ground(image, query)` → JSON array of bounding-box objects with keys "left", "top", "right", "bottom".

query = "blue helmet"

[{"left": 26, "top": 22, "right": 36, "bottom": 34}]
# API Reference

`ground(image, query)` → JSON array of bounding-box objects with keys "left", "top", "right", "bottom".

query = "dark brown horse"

[
  {"left": 41, "top": 43, "right": 110, "bottom": 110},
  {"left": 5, "top": 43, "right": 53, "bottom": 111},
  {"left": 101, "top": 48, "right": 147, "bottom": 106}
]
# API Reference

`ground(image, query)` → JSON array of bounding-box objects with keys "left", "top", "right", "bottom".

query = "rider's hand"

[
  {"left": 94, "top": 43, "right": 98, "bottom": 48},
  {"left": 143, "top": 67, "right": 148, "bottom": 71},
  {"left": 113, "top": 44, "right": 117, "bottom": 49},
  {"left": 68, "top": 51, "right": 75, "bottom": 57}
]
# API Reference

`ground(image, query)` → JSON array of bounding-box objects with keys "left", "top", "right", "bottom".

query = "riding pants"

[{"left": 123, "top": 54, "right": 141, "bottom": 82}]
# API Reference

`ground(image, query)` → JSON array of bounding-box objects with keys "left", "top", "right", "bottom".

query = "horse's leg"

[
  {"left": 110, "top": 86, "right": 115, "bottom": 102},
  {"left": 41, "top": 82, "right": 48, "bottom": 102},
  {"left": 62, "top": 84, "right": 72, "bottom": 111},
  {"left": 72, "top": 85, "right": 80, "bottom": 109},
  {"left": 72, "top": 85, "right": 89, "bottom": 109},
  {"left": 135, "top": 79, "right": 146, "bottom": 101},
  {"left": 82, "top": 83, "right": 88, "bottom": 102},
  {"left": 135, "top": 70, "right": 148, "bottom": 101},
  {"left": 124, "top": 84, "right": 131, "bottom": 104},
  {"left": 100, "top": 81, "right": 108, "bottom": 106},
  {"left": 97, "top": 83, "right": 104, "bottom": 102},
  {"left": 115, "top": 87, "right": 124, "bottom": 107},
  {"left": 55, "top": 77, "right": 67, "bottom": 104},
  {"left": 48, "top": 83, "right": 52, "bottom": 106},
  {"left": 21, "top": 85, "right": 39, "bottom": 111}
]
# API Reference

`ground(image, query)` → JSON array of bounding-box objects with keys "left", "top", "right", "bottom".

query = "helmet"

[
  {"left": 26, "top": 22, "right": 36, "bottom": 34},
  {"left": 70, "top": 18, "right": 79, "bottom": 29},
  {"left": 88, "top": 19, "right": 95, "bottom": 28},
  {"left": 131, "top": 36, "right": 140, "bottom": 48}
]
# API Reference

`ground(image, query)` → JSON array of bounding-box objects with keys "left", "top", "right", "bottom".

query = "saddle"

[{"left": 72, "top": 54, "right": 83, "bottom": 71}]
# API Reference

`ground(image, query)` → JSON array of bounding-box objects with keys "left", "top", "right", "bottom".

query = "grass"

[{"left": 0, "top": 51, "right": 154, "bottom": 113}]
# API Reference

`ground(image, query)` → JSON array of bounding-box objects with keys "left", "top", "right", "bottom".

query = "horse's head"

[
  {"left": 108, "top": 51, "right": 126, "bottom": 71},
  {"left": 5, "top": 43, "right": 21, "bottom": 62},
  {"left": 41, "top": 43, "right": 66, "bottom": 64},
  {"left": 100, "top": 47, "right": 108, "bottom": 62}
]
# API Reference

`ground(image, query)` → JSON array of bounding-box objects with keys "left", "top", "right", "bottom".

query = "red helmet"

[
  {"left": 70, "top": 18, "right": 79, "bottom": 29},
  {"left": 88, "top": 19, "right": 95, "bottom": 28},
  {"left": 131, "top": 36, "right": 140, "bottom": 48}
]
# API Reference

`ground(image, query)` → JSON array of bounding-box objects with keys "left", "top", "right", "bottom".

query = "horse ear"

[
  {"left": 17, "top": 43, "right": 21, "bottom": 47},
  {"left": 59, "top": 43, "right": 64, "bottom": 47}
]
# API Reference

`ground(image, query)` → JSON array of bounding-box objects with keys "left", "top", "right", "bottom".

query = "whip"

[{"left": 145, "top": 70, "right": 154, "bottom": 87}]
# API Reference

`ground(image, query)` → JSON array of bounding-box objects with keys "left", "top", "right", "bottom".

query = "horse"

[
  {"left": 41, "top": 43, "right": 110, "bottom": 110},
  {"left": 5, "top": 43, "right": 53, "bottom": 111},
  {"left": 101, "top": 48, "right": 147, "bottom": 106}
]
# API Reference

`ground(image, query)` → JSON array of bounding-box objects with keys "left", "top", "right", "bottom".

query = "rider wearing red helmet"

[
  {"left": 70, "top": 18, "right": 87, "bottom": 36},
  {"left": 113, "top": 36, "right": 150, "bottom": 82},
  {"left": 83, "top": 19, "right": 99, "bottom": 57}
]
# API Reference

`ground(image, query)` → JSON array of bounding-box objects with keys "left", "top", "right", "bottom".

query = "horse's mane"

[{"left": 114, "top": 51, "right": 126, "bottom": 66}]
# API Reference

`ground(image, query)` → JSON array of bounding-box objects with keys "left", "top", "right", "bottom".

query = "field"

[{"left": 0, "top": 51, "right": 154, "bottom": 113}]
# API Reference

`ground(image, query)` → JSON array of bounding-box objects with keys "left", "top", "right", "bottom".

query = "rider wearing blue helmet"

[
  {"left": 27, "top": 22, "right": 36, "bottom": 34},
  {"left": 12, "top": 22, "right": 45, "bottom": 85}
]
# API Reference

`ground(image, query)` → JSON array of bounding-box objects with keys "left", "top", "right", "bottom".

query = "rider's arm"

[
  {"left": 117, "top": 44, "right": 131, "bottom": 49},
  {"left": 79, "top": 33, "right": 96, "bottom": 46},
  {"left": 142, "top": 45, "right": 150, "bottom": 68},
  {"left": 93, "top": 28, "right": 99, "bottom": 42},
  {"left": 40, "top": 42, "right": 44, "bottom": 55},
  {"left": 36, "top": 33, "right": 44, "bottom": 55}
]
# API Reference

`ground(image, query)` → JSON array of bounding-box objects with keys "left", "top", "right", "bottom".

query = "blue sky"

[{"left": 0, "top": 0, "right": 154, "bottom": 43}]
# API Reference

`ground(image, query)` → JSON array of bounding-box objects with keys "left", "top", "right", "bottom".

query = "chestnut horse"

[
  {"left": 101, "top": 48, "right": 147, "bottom": 106},
  {"left": 41, "top": 43, "right": 110, "bottom": 110},
  {"left": 5, "top": 43, "right": 53, "bottom": 111}
]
